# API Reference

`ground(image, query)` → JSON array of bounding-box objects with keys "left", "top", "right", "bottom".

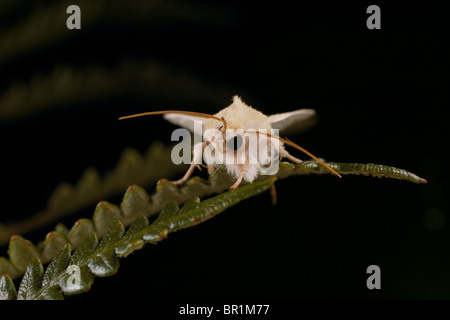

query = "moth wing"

[
  {"left": 163, "top": 113, "right": 206, "bottom": 133},
  {"left": 266, "top": 109, "right": 317, "bottom": 134}
]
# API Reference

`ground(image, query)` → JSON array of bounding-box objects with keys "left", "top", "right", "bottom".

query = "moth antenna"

[
  {"left": 119, "top": 110, "right": 227, "bottom": 128},
  {"left": 245, "top": 130, "right": 342, "bottom": 178},
  {"left": 220, "top": 116, "right": 227, "bottom": 134}
]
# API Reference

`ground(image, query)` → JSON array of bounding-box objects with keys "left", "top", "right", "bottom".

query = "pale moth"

[{"left": 120, "top": 96, "right": 341, "bottom": 192}]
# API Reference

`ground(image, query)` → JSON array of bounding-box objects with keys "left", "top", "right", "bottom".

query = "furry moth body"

[{"left": 120, "top": 95, "right": 341, "bottom": 190}]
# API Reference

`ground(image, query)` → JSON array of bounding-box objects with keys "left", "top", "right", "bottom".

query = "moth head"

[
  {"left": 227, "top": 134, "right": 244, "bottom": 151},
  {"left": 225, "top": 129, "right": 245, "bottom": 152}
]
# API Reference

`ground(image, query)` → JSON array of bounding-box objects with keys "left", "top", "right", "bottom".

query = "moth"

[{"left": 120, "top": 96, "right": 341, "bottom": 191}]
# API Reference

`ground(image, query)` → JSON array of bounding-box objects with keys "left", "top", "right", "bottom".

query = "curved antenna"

[
  {"left": 119, "top": 110, "right": 227, "bottom": 129},
  {"left": 245, "top": 130, "right": 342, "bottom": 178}
]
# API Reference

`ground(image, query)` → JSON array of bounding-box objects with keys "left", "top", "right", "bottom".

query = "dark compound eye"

[{"left": 227, "top": 135, "right": 243, "bottom": 151}]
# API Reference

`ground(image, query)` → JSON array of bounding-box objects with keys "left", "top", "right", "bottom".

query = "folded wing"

[
  {"left": 163, "top": 113, "right": 206, "bottom": 133},
  {"left": 266, "top": 109, "right": 317, "bottom": 134}
]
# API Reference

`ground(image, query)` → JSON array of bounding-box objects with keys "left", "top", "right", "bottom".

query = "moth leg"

[
  {"left": 279, "top": 148, "right": 302, "bottom": 163},
  {"left": 196, "top": 163, "right": 208, "bottom": 171},
  {"left": 171, "top": 162, "right": 197, "bottom": 185},
  {"left": 270, "top": 183, "right": 277, "bottom": 205},
  {"left": 230, "top": 169, "right": 246, "bottom": 190},
  {"left": 171, "top": 141, "right": 209, "bottom": 185}
]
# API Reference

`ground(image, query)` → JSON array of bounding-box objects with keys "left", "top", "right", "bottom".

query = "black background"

[{"left": 0, "top": 0, "right": 448, "bottom": 300}]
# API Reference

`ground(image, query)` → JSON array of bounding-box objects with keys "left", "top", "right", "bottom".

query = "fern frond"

[
  {"left": 0, "top": 142, "right": 183, "bottom": 246},
  {"left": 0, "top": 0, "right": 233, "bottom": 67},
  {"left": 0, "top": 178, "right": 276, "bottom": 300},
  {"left": 0, "top": 59, "right": 234, "bottom": 123},
  {"left": 0, "top": 274, "right": 16, "bottom": 300},
  {"left": 276, "top": 161, "right": 427, "bottom": 184},
  {"left": 0, "top": 159, "right": 426, "bottom": 282}
]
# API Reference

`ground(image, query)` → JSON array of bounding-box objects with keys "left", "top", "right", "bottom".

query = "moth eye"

[{"left": 227, "top": 135, "right": 243, "bottom": 151}]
